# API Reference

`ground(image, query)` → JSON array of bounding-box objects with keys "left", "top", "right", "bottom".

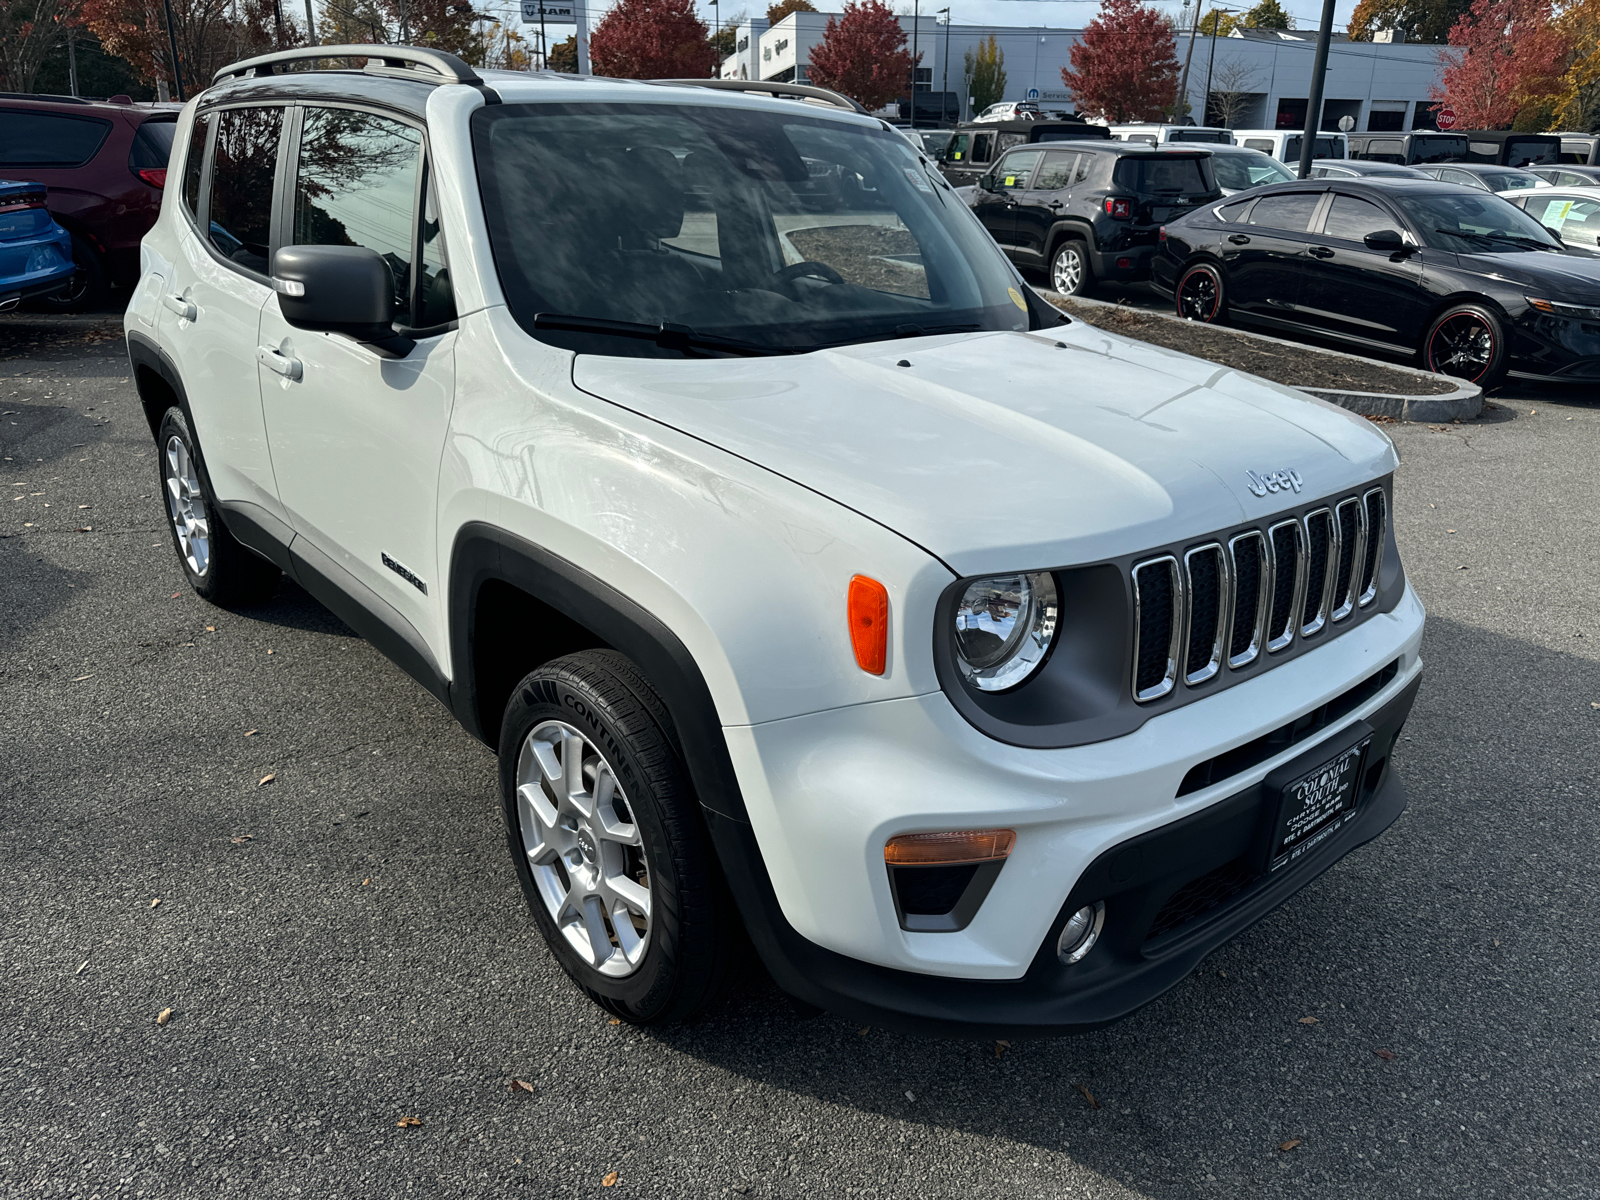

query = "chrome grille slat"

[
  {"left": 1181, "top": 543, "right": 1229, "bottom": 686},
  {"left": 1225, "top": 530, "right": 1269, "bottom": 669},
  {"left": 1127, "top": 484, "right": 1390, "bottom": 702},
  {"left": 1132, "top": 556, "right": 1184, "bottom": 703}
]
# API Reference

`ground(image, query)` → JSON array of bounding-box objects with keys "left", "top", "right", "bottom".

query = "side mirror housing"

[
  {"left": 1363, "top": 228, "right": 1408, "bottom": 254},
  {"left": 978, "top": 172, "right": 996, "bottom": 192},
  {"left": 272, "top": 245, "right": 413, "bottom": 355}
]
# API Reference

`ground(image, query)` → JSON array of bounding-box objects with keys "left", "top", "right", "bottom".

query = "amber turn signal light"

[
  {"left": 884, "top": 829, "right": 1016, "bottom": 866},
  {"left": 847, "top": 574, "right": 888, "bottom": 675}
]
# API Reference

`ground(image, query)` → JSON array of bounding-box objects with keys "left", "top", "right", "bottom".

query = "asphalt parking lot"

[{"left": 2, "top": 310, "right": 1597, "bottom": 1199}]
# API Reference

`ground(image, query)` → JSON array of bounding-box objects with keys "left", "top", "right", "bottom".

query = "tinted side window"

[
  {"left": 996, "top": 132, "right": 1027, "bottom": 154},
  {"left": 1034, "top": 151, "right": 1077, "bottom": 190},
  {"left": 292, "top": 107, "right": 422, "bottom": 323},
  {"left": 971, "top": 133, "right": 994, "bottom": 163},
  {"left": 182, "top": 113, "right": 211, "bottom": 219},
  {"left": 1246, "top": 192, "right": 1321, "bottom": 232},
  {"left": 1366, "top": 139, "right": 1405, "bottom": 164},
  {"left": 130, "top": 118, "right": 177, "bottom": 168},
  {"left": 1075, "top": 154, "right": 1092, "bottom": 183},
  {"left": 993, "top": 149, "right": 1044, "bottom": 189},
  {"left": 1217, "top": 197, "right": 1256, "bottom": 222},
  {"left": 1243, "top": 138, "right": 1274, "bottom": 154},
  {"left": 1321, "top": 194, "right": 1392, "bottom": 242},
  {"left": 947, "top": 133, "right": 970, "bottom": 162},
  {"left": 209, "top": 107, "right": 283, "bottom": 274},
  {"left": 0, "top": 112, "right": 112, "bottom": 167}
]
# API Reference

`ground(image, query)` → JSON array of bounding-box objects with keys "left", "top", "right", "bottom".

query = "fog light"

[{"left": 1056, "top": 901, "right": 1105, "bottom": 964}]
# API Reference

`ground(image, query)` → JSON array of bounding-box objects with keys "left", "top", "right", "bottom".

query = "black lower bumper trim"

[{"left": 711, "top": 669, "right": 1419, "bottom": 1039}]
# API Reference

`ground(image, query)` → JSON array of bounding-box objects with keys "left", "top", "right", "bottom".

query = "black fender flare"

[{"left": 1045, "top": 219, "right": 1097, "bottom": 262}]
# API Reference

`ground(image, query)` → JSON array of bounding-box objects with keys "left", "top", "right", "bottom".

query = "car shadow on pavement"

[{"left": 633, "top": 612, "right": 1599, "bottom": 1197}]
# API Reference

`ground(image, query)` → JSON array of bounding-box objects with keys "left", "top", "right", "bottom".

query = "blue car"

[{"left": 0, "top": 180, "right": 76, "bottom": 310}]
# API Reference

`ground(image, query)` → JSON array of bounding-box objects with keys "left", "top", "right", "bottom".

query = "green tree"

[
  {"left": 962, "top": 34, "right": 1006, "bottom": 112},
  {"left": 1199, "top": 7, "right": 1238, "bottom": 34},
  {"left": 548, "top": 33, "right": 577, "bottom": 71},
  {"left": 765, "top": 0, "right": 814, "bottom": 23},
  {"left": 1346, "top": 0, "right": 1472, "bottom": 42},
  {"left": 1242, "top": 0, "right": 1293, "bottom": 27}
]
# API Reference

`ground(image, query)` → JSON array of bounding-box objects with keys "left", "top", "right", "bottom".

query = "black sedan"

[{"left": 1150, "top": 178, "right": 1600, "bottom": 386}]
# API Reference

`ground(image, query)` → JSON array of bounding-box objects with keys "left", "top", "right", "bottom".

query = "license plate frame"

[{"left": 1266, "top": 735, "right": 1372, "bottom": 873}]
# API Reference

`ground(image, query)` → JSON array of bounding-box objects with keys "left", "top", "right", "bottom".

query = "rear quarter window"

[
  {"left": 130, "top": 118, "right": 177, "bottom": 168},
  {"left": 0, "top": 110, "right": 114, "bottom": 167}
]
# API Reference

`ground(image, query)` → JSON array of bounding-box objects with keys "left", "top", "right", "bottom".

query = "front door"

[
  {"left": 1226, "top": 190, "right": 1326, "bottom": 324},
  {"left": 972, "top": 148, "right": 1044, "bottom": 259},
  {"left": 155, "top": 104, "right": 286, "bottom": 522},
  {"left": 257, "top": 104, "right": 456, "bottom": 659},
  {"left": 1296, "top": 191, "right": 1430, "bottom": 352},
  {"left": 1011, "top": 149, "right": 1078, "bottom": 265}
]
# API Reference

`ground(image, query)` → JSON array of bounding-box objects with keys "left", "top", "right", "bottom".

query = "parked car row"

[{"left": 0, "top": 91, "right": 179, "bottom": 310}]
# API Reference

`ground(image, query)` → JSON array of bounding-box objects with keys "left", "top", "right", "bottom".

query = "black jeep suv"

[{"left": 967, "top": 142, "right": 1221, "bottom": 296}]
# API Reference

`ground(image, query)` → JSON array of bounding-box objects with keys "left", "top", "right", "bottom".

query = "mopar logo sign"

[{"left": 1026, "top": 88, "right": 1040, "bottom": 101}]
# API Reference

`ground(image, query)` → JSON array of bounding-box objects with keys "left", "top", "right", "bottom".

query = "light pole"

[
  {"left": 1175, "top": 0, "right": 1201, "bottom": 125},
  {"left": 1201, "top": 5, "right": 1239, "bottom": 127},
  {"left": 939, "top": 7, "right": 950, "bottom": 125},
  {"left": 1298, "top": 0, "right": 1336, "bottom": 178},
  {"left": 709, "top": 0, "right": 719, "bottom": 78},
  {"left": 909, "top": 0, "right": 919, "bottom": 129}
]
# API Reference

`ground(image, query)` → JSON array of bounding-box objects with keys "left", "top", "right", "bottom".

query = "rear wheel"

[
  {"left": 1050, "top": 240, "right": 1093, "bottom": 297},
  {"left": 1175, "top": 261, "right": 1227, "bottom": 323},
  {"left": 499, "top": 650, "right": 735, "bottom": 1024},
  {"left": 1422, "top": 303, "right": 1507, "bottom": 387},
  {"left": 156, "top": 408, "right": 281, "bottom": 606},
  {"left": 29, "top": 233, "right": 109, "bottom": 313}
]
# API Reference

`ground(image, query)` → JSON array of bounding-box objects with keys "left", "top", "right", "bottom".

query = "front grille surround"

[{"left": 1130, "top": 483, "right": 1393, "bottom": 705}]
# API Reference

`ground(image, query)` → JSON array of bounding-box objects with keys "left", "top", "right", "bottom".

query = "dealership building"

[{"left": 720, "top": 13, "right": 1459, "bottom": 133}]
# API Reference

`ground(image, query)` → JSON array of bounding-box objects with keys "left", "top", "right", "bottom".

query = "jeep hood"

[{"left": 571, "top": 321, "right": 1397, "bottom": 577}]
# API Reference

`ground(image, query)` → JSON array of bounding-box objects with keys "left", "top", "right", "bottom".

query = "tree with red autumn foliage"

[
  {"left": 1061, "top": 0, "right": 1180, "bottom": 123},
  {"left": 1430, "top": 0, "right": 1570, "bottom": 128},
  {"left": 80, "top": 0, "right": 293, "bottom": 92},
  {"left": 589, "top": 0, "right": 716, "bottom": 79},
  {"left": 805, "top": 0, "right": 914, "bottom": 113}
]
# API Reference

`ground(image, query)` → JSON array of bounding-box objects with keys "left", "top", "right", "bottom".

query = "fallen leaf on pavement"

[
  {"left": 156, "top": 1007, "right": 172, "bottom": 1025},
  {"left": 205, "top": 625, "right": 215, "bottom": 632},
  {"left": 511, "top": 1078, "right": 535, "bottom": 1094},
  {"left": 1279, "top": 1138, "right": 1301, "bottom": 1152},
  {"left": 149, "top": 898, "right": 161, "bottom": 909},
  {"left": 170, "top": 593, "right": 180, "bottom": 599},
  {"left": 1374, "top": 1049, "right": 1397, "bottom": 1061},
  {"left": 258, "top": 774, "right": 275, "bottom": 786},
  {"left": 75, "top": 526, "right": 91, "bottom": 533},
  {"left": 244, "top": 729, "right": 257, "bottom": 737},
  {"left": 230, "top": 835, "right": 252, "bottom": 845},
  {"left": 994, "top": 1040, "right": 1010, "bottom": 1059},
  {"left": 76, "top": 960, "right": 89, "bottom": 975},
  {"left": 1590, "top": 702, "right": 1599, "bottom": 710},
  {"left": 608, "top": 1017, "right": 622, "bottom": 1025},
  {"left": 1076, "top": 1083, "right": 1101, "bottom": 1110},
  {"left": 601, "top": 1171, "right": 619, "bottom": 1187},
  {"left": 70, "top": 674, "right": 93, "bottom": 681},
  {"left": 77, "top": 504, "right": 90, "bottom": 509},
  {"left": 362, "top": 878, "right": 370, "bottom": 886},
  {"left": 266, "top": 649, "right": 274, "bottom": 655},
  {"left": 858, "top": 1027, "right": 869, "bottom": 1036},
  {"left": 396, "top": 1116, "right": 422, "bottom": 1128},
  {"left": 1298, "top": 1016, "right": 1319, "bottom": 1025}
]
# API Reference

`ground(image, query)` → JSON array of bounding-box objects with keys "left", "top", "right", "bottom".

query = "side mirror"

[
  {"left": 978, "top": 172, "right": 996, "bottom": 192},
  {"left": 1542, "top": 224, "right": 1566, "bottom": 245},
  {"left": 272, "top": 245, "right": 413, "bottom": 356},
  {"left": 1363, "top": 228, "right": 1409, "bottom": 254}
]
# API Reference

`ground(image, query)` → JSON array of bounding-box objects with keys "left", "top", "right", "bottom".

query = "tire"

[
  {"left": 29, "top": 233, "right": 110, "bottom": 313},
  {"left": 156, "top": 407, "right": 281, "bottom": 606},
  {"left": 1422, "top": 302, "right": 1508, "bottom": 388},
  {"left": 1175, "top": 261, "right": 1227, "bottom": 323},
  {"left": 1049, "top": 239, "right": 1093, "bottom": 297},
  {"left": 499, "top": 650, "right": 735, "bottom": 1025}
]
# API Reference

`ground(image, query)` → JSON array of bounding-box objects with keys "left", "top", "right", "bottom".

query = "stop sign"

[{"left": 1436, "top": 106, "right": 1457, "bottom": 130}]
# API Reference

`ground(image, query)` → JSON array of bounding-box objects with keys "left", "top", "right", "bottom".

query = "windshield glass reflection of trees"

[{"left": 473, "top": 104, "right": 1030, "bottom": 356}]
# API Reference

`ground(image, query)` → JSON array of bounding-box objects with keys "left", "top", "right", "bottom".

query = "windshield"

[
  {"left": 1484, "top": 169, "right": 1544, "bottom": 192},
  {"left": 1410, "top": 135, "right": 1469, "bottom": 164},
  {"left": 1393, "top": 192, "right": 1566, "bottom": 252},
  {"left": 472, "top": 103, "right": 1030, "bottom": 357},
  {"left": 1210, "top": 152, "right": 1295, "bottom": 191},
  {"left": 1284, "top": 135, "right": 1341, "bottom": 160}
]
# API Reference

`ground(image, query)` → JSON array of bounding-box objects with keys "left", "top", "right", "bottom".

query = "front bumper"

[
  {"left": 1509, "top": 309, "right": 1600, "bottom": 380},
  {"left": 715, "top": 668, "right": 1418, "bottom": 1038}
]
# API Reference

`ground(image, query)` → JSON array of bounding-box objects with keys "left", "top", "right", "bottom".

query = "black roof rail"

[
  {"left": 0, "top": 91, "right": 95, "bottom": 104},
  {"left": 647, "top": 78, "right": 867, "bottom": 114},
  {"left": 212, "top": 44, "right": 483, "bottom": 87}
]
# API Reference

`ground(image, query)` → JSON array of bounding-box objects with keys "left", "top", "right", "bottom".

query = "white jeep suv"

[{"left": 125, "top": 47, "right": 1425, "bottom": 1035}]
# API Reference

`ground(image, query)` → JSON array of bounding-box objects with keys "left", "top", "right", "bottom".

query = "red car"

[{"left": 0, "top": 93, "right": 179, "bottom": 310}]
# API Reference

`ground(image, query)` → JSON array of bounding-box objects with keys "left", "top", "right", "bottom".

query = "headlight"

[
  {"left": 1527, "top": 296, "right": 1600, "bottom": 320},
  {"left": 953, "top": 572, "right": 1059, "bottom": 692}
]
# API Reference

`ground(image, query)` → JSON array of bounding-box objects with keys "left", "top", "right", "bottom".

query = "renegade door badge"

[{"left": 381, "top": 552, "right": 428, "bottom": 594}]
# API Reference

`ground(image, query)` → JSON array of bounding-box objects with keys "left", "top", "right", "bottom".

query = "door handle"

[
  {"left": 1227, "top": 234, "right": 1251, "bottom": 245},
  {"left": 1307, "top": 246, "right": 1336, "bottom": 259},
  {"left": 161, "top": 293, "right": 196, "bottom": 321},
  {"left": 256, "top": 344, "right": 303, "bottom": 381},
  {"left": 1046, "top": 199, "right": 1064, "bottom": 210}
]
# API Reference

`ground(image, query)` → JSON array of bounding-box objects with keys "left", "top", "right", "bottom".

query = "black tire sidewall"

[
  {"left": 1177, "top": 262, "right": 1225, "bottom": 323},
  {"left": 1423, "top": 303, "right": 1507, "bottom": 386},
  {"left": 498, "top": 661, "right": 699, "bottom": 1020}
]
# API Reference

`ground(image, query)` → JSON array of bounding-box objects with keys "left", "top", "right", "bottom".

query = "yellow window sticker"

[
  {"left": 1542, "top": 200, "right": 1575, "bottom": 225},
  {"left": 1008, "top": 286, "right": 1027, "bottom": 311},
  {"left": 951, "top": 151, "right": 962, "bottom": 160},
  {"left": 1003, "top": 175, "right": 1017, "bottom": 187}
]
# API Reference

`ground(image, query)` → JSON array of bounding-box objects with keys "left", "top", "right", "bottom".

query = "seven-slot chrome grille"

[{"left": 1131, "top": 487, "right": 1386, "bottom": 703}]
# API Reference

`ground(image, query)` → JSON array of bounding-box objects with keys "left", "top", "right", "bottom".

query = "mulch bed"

[{"left": 1050, "top": 296, "right": 1459, "bottom": 397}]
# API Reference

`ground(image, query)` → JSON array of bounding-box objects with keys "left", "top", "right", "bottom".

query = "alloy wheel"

[
  {"left": 1052, "top": 246, "right": 1083, "bottom": 294},
  {"left": 515, "top": 720, "right": 653, "bottom": 978},
  {"left": 1177, "top": 267, "right": 1220, "bottom": 322},
  {"left": 1427, "top": 313, "right": 1493, "bottom": 380},
  {"left": 163, "top": 434, "right": 210, "bottom": 576}
]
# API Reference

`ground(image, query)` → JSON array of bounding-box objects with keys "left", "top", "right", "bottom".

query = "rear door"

[
  {"left": 1224, "top": 190, "right": 1326, "bottom": 323},
  {"left": 1011, "top": 149, "right": 1077, "bottom": 263},
  {"left": 1296, "top": 190, "right": 1429, "bottom": 351},
  {"left": 155, "top": 104, "right": 287, "bottom": 523}
]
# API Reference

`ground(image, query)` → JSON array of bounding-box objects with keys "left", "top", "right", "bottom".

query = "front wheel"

[
  {"left": 1050, "top": 240, "right": 1093, "bottom": 297},
  {"left": 1422, "top": 303, "right": 1507, "bottom": 387},
  {"left": 1175, "top": 261, "right": 1227, "bottom": 323},
  {"left": 499, "top": 650, "right": 735, "bottom": 1024}
]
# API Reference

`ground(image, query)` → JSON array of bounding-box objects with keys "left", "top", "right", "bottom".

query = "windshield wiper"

[
  {"left": 1434, "top": 227, "right": 1555, "bottom": 252},
  {"left": 531, "top": 313, "right": 791, "bottom": 357}
]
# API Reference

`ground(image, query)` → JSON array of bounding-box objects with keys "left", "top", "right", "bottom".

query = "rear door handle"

[
  {"left": 161, "top": 293, "right": 196, "bottom": 321},
  {"left": 1308, "top": 246, "right": 1335, "bottom": 259},
  {"left": 1046, "top": 199, "right": 1064, "bottom": 210},
  {"left": 256, "top": 345, "right": 303, "bottom": 381},
  {"left": 1227, "top": 234, "right": 1251, "bottom": 245}
]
